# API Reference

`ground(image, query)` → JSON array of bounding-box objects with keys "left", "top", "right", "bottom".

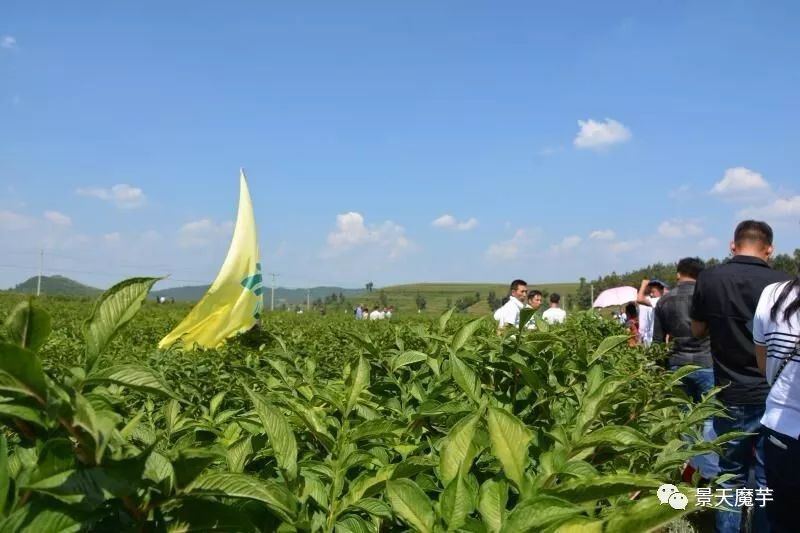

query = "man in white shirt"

[
  {"left": 369, "top": 308, "right": 382, "bottom": 320},
  {"left": 494, "top": 279, "right": 527, "bottom": 330},
  {"left": 637, "top": 279, "right": 667, "bottom": 346},
  {"left": 542, "top": 293, "right": 567, "bottom": 324}
]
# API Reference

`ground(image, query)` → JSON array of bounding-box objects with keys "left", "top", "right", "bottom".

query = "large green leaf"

[
  {"left": 349, "top": 498, "right": 392, "bottom": 519},
  {"left": 349, "top": 419, "right": 400, "bottom": 442},
  {"left": 302, "top": 473, "right": 329, "bottom": 509},
  {"left": 340, "top": 464, "right": 396, "bottom": 509},
  {"left": 0, "top": 343, "right": 47, "bottom": 402},
  {"left": 574, "top": 426, "right": 656, "bottom": 450},
  {"left": 335, "top": 514, "right": 375, "bottom": 533},
  {"left": 439, "top": 412, "right": 481, "bottom": 484},
  {"left": 392, "top": 351, "right": 428, "bottom": 372},
  {"left": 450, "top": 353, "right": 481, "bottom": 404},
  {"left": 345, "top": 356, "right": 371, "bottom": 417},
  {"left": 501, "top": 495, "right": 584, "bottom": 532},
  {"left": 478, "top": 478, "right": 507, "bottom": 533},
  {"left": 438, "top": 308, "right": 455, "bottom": 333},
  {"left": 589, "top": 335, "right": 630, "bottom": 364},
  {"left": 187, "top": 472, "right": 298, "bottom": 522},
  {"left": 84, "top": 364, "right": 178, "bottom": 398},
  {"left": 23, "top": 458, "right": 145, "bottom": 507},
  {"left": 550, "top": 474, "right": 663, "bottom": 503},
  {"left": 604, "top": 495, "right": 695, "bottom": 532},
  {"left": 518, "top": 308, "right": 536, "bottom": 333},
  {"left": 246, "top": 389, "right": 298, "bottom": 481},
  {"left": 386, "top": 479, "right": 436, "bottom": 533},
  {"left": 440, "top": 473, "right": 475, "bottom": 531},
  {"left": 0, "top": 401, "right": 47, "bottom": 429},
  {"left": 3, "top": 300, "right": 51, "bottom": 353},
  {"left": 487, "top": 406, "right": 532, "bottom": 493},
  {"left": 0, "top": 500, "right": 83, "bottom": 532},
  {"left": 82, "top": 277, "right": 161, "bottom": 372},
  {"left": 226, "top": 436, "right": 252, "bottom": 474},
  {"left": 451, "top": 317, "right": 485, "bottom": 353}
]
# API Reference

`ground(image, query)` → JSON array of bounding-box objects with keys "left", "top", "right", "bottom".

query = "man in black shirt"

[
  {"left": 654, "top": 257, "right": 717, "bottom": 479},
  {"left": 691, "top": 220, "right": 791, "bottom": 533}
]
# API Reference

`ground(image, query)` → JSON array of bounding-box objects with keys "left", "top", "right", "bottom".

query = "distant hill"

[
  {"left": 7, "top": 275, "right": 102, "bottom": 298},
  {"left": 151, "top": 284, "right": 365, "bottom": 304}
]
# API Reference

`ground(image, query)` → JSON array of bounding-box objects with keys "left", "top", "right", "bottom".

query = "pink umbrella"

[{"left": 592, "top": 286, "right": 638, "bottom": 308}]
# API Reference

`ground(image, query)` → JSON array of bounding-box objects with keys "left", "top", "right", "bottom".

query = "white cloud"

[
  {"left": 657, "top": 220, "right": 704, "bottom": 239},
  {"left": 589, "top": 229, "right": 616, "bottom": 241},
  {"left": 0, "top": 210, "right": 33, "bottom": 230},
  {"left": 76, "top": 184, "right": 146, "bottom": 209},
  {"left": 739, "top": 195, "right": 800, "bottom": 220},
  {"left": 178, "top": 218, "right": 234, "bottom": 248},
  {"left": 326, "top": 212, "right": 414, "bottom": 259},
  {"left": 711, "top": 167, "right": 770, "bottom": 197},
  {"left": 432, "top": 214, "right": 479, "bottom": 231},
  {"left": 485, "top": 228, "right": 540, "bottom": 261},
  {"left": 1, "top": 36, "right": 16, "bottom": 49},
  {"left": 104, "top": 232, "right": 122, "bottom": 243},
  {"left": 574, "top": 118, "right": 632, "bottom": 150},
  {"left": 551, "top": 235, "right": 582, "bottom": 254},
  {"left": 43, "top": 210, "right": 71, "bottom": 226}
]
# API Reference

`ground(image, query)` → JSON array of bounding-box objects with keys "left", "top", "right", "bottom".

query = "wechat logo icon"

[{"left": 657, "top": 484, "right": 688, "bottom": 510}]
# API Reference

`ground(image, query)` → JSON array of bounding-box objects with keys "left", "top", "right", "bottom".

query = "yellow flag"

[{"left": 159, "top": 170, "right": 263, "bottom": 349}]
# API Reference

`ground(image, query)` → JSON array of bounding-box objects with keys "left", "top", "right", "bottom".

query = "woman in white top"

[{"left": 753, "top": 274, "right": 800, "bottom": 533}]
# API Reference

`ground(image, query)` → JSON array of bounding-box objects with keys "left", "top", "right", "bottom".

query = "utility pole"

[
  {"left": 36, "top": 249, "right": 43, "bottom": 297},
  {"left": 306, "top": 288, "right": 311, "bottom": 311},
  {"left": 590, "top": 284, "right": 594, "bottom": 306},
  {"left": 267, "top": 272, "right": 279, "bottom": 311}
]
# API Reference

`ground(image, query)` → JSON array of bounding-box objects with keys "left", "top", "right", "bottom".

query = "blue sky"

[{"left": 1, "top": 1, "right": 799, "bottom": 290}]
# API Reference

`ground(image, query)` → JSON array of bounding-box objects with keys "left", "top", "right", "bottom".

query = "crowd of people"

[
  {"left": 354, "top": 304, "right": 393, "bottom": 320},
  {"left": 492, "top": 284, "right": 567, "bottom": 329},
  {"left": 347, "top": 219, "right": 797, "bottom": 532},
  {"left": 494, "top": 220, "right": 798, "bottom": 533}
]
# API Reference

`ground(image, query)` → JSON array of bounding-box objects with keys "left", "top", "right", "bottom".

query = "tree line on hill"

[{"left": 573, "top": 248, "right": 800, "bottom": 310}]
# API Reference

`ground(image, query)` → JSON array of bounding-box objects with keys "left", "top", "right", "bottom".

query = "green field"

[{"left": 0, "top": 284, "right": 714, "bottom": 532}]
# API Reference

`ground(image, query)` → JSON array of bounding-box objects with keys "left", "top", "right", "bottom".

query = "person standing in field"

[
  {"left": 355, "top": 304, "right": 364, "bottom": 320},
  {"left": 753, "top": 261, "right": 800, "bottom": 533},
  {"left": 653, "top": 257, "right": 717, "bottom": 480},
  {"left": 624, "top": 302, "right": 639, "bottom": 347},
  {"left": 691, "top": 220, "right": 791, "bottom": 533},
  {"left": 525, "top": 289, "right": 544, "bottom": 329},
  {"left": 637, "top": 279, "right": 667, "bottom": 346},
  {"left": 542, "top": 293, "right": 567, "bottom": 324},
  {"left": 494, "top": 279, "right": 527, "bottom": 329}
]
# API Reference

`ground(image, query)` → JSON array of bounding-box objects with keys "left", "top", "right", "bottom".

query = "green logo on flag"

[{"left": 240, "top": 262, "right": 264, "bottom": 319}]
